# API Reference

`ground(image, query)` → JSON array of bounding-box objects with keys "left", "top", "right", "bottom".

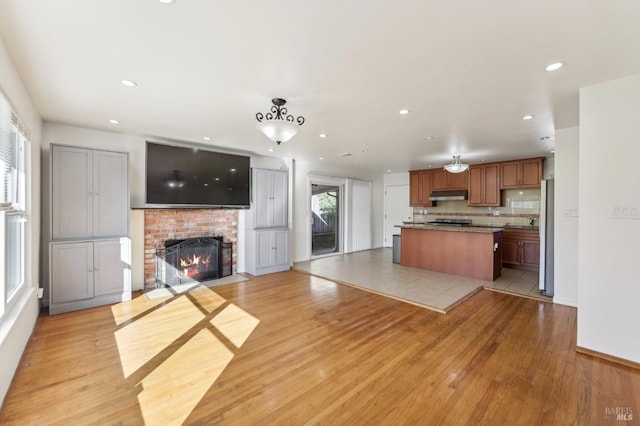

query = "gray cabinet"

[
  {"left": 49, "top": 144, "right": 131, "bottom": 315},
  {"left": 245, "top": 168, "right": 289, "bottom": 276},
  {"left": 52, "top": 145, "right": 129, "bottom": 239},
  {"left": 253, "top": 168, "right": 288, "bottom": 229},
  {"left": 50, "top": 239, "right": 130, "bottom": 310},
  {"left": 255, "top": 230, "right": 289, "bottom": 270}
]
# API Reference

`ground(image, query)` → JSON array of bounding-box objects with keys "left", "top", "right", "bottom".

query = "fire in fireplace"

[{"left": 155, "top": 236, "right": 232, "bottom": 287}]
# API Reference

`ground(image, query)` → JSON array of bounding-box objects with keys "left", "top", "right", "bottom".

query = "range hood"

[{"left": 428, "top": 190, "right": 468, "bottom": 201}]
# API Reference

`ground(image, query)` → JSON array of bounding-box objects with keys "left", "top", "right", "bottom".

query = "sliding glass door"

[{"left": 311, "top": 184, "right": 342, "bottom": 257}]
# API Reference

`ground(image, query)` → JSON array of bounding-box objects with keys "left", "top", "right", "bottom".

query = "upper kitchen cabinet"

[
  {"left": 468, "top": 163, "right": 500, "bottom": 207},
  {"left": 432, "top": 169, "right": 468, "bottom": 191},
  {"left": 51, "top": 145, "right": 129, "bottom": 240},
  {"left": 409, "top": 170, "right": 434, "bottom": 207},
  {"left": 252, "top": 168, "right": 288, "bottom": 229},
  {"left": 500, "top": 158, "right": 543, "bottom": 189}
]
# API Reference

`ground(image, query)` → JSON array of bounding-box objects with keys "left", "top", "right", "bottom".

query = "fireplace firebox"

[{"left": 155, "top": 236, "right": 232, "bottom": 287}]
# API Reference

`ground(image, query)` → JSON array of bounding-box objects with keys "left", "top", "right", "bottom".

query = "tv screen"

[{"left": 145, "top": 142, "right": 250, "bottom": 208}]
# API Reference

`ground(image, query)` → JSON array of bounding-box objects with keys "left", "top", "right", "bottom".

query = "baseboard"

[
  {"left": 576, "top": 346, "right": 640, "bottom": 370},
  {"left": 552, "top": 296, "right": 577, "bottom": 307}
]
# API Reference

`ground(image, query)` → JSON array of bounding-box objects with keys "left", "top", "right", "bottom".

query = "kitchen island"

[{"left": 399, "top": 223, "right": 503, "bottom": 281}]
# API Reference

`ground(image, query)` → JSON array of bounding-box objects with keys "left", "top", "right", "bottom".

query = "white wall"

[
  {"left": 0, "top": 36, "right": 42, "bottom": 406},
  {"left": 578, "top": 74, "right": 640, "bottom": 363},
  {"left": 553, "top": 127, "right": 579, "bottom": 307}
]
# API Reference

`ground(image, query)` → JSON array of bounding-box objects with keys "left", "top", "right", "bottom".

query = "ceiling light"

[
  {"left": 545, "top": 62, "right": 564, "bottom": 71},
  {"left": 319, "top": 133, "right": 327, "bottom": 138},
  {"left": 319, "top": 157, "right": 324, "bottom": 160},
  {"left": 425, "top": 136, "right": 434, "bottom": 140},
  {"left": 443, "top": 155, "right": 469, "bottom": 174},
  {"left": 109, "top": 119, "right": 119, "bottom": 124},
  {"left": 256, "top": 98, "right": 305, "bottom": 145},
  {"left": 522, "top": 115, "right": 534, "bottom": 120},
  {"left": 386, "top": 169, "right": 392, "bottom": 172},
  {"left": 399, "top": 109, "right": 410, "bottom": 115},
  {"left": 268, "top": 148, "right": 274, "bottom": 152},
  {"left": 203, "top": 136, "right": 211, "bottom": 141},
  {"left": 120, "top": 79, "right": 137, "bottom": 87},
  {"left": 157, "top": 0, "right": 175, "bottom": 3}
]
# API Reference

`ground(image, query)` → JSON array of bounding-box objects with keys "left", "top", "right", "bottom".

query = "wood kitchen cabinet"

[
  {"left": 501, "top": 228, "right": 540, "bottom": 271},
  {"left": 432, "top": 168, "right": 468, "bottom": 191},
  {"left": 409, "top": 170, "right": 434, "bottom": 207},
  {"left": 500, "top": 158, "right": 543, "bottom": 189},
  {"left": 468, "top": 163, "right": 500, "bottom": 207}
]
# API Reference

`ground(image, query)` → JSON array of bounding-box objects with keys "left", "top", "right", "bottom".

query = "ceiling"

[{"left": 1, "top": 0, "right": 639, "bottom": 174}]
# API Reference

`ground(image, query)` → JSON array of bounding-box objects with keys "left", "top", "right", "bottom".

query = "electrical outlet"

[
  {"left": 493, "top": 210, "right": 500, "bottom": 216},
  {"left": 612, "top": 205, "right": 640, "bottom": 220}
]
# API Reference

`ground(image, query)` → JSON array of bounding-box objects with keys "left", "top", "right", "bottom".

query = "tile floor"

[{"left": 293, "top": 248, "right": 551, "bottom": 313}]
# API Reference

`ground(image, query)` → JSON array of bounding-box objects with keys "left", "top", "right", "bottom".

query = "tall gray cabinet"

[
  {"left": 245, "top": 168, "right": 290, "bottom": 276},
  {"left": 49, "top": 145, "right": 131, "bottom": 315}
]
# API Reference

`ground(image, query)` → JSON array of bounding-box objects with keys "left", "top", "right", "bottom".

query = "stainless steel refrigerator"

[{"left": 539, "top": 179, "right": 554, "bottom": 296}]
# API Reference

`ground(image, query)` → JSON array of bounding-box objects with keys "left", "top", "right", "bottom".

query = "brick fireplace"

[{"left": 144, "top": 209, "right": 238, "bottom": 289}]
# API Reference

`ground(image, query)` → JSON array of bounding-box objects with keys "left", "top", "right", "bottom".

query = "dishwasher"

[{"left": 392, "top": 234, "right": 401, "bottom": 264}]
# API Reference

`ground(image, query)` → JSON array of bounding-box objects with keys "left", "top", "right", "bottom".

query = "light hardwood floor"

[{"left": 1, "top": 271, "right": 638, "bottom": 424}]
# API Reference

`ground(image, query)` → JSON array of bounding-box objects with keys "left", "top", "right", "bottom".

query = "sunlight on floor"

[
  {"left": 137, "top": 328, "right": 234, "bottom": 425},
  {"left": 111, "top": 286, "right": 260, "bottom": 425}
]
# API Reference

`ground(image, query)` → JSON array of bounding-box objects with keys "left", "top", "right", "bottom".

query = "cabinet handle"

[
  {"left": 88, "top": 192, "right": 93, "bottom": 196},
  {"left": 94, "top": 267, "right": 100, "bottom": 271},
  {"left": 88, "top": 268, "right": 93, "bottom": 272}
]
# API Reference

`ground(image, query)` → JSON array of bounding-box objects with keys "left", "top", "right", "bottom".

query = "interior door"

[{"left": 384, "top": 185, "right": 411, "bottom": 247}]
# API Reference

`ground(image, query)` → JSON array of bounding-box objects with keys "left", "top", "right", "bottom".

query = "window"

[{"left": 0, "top": 89, "right": 29, "bottom": 319}]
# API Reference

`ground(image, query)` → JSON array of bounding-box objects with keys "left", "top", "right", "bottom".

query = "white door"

[{"left": 384, "top": 185, "right": 411, "bottom": 247}]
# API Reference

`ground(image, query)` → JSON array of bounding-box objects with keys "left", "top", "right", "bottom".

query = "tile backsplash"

[{"left": 412, "top": 188, "right": 540, "bottom": 227}]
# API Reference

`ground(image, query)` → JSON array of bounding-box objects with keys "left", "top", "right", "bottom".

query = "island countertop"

[{"left": 397, "top": 223, "right": 504, "bottom": 234}]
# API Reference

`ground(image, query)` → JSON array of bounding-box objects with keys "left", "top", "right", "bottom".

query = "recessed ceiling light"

[
  {"left": 157, "top": 0, "right": 175, "bottom": 3},
  {"left": 424, "top": 136, "right": 434, "bottom": 140},
  {"left": 203, "top": 136, "right": 211, "bottom": 141},
  {"left": 120, "top": 79, "right": 137, "bottom": 87},
  {"left": 268, "top": 148, "right": 274, "bottom": 152},
  {"left": 545, "top": 62, "right": 564, "bottom": 72},
  {"left": 427, "top": 165, "right": 432, "bottom": 168},
  {"left": 319, "top": 157, "right": 325, "bottom": 160},
  {"left": 319, "top": 133, "right": 327, "bottom": 138},
  {"left": 386, "top": 169, "right": 392, "bottom": 172},
  {"left": 399, "top": 109, "right": 410, "bottom": 115},
  {"left": 109, "top": 119, "right": 119, "bottom": 124},
  {"left": 522, "top": 115, "right": 534, "bottom": 120},
  {"left": 230, "top": 168, "right": 236, "bottom": 172}
]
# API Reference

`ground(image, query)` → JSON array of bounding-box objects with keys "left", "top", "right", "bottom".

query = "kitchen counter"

[
  {"left": 399, "top": 225, "right": 503, "bottom": 281},
  {"left": 399, "top": 223, "right": 503, "bottom": 233}
]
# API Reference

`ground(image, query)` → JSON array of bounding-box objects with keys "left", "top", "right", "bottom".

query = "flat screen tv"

[{"left": 145, "top": 141, "right": 250, "bottom": 208}]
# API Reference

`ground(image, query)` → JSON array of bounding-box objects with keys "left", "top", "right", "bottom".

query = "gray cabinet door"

[
  {"left": 253, "top": 169, "right": 272, "bottom": 229},
  {"left": 271, "top": 170, "right": 288, "bottom": 228},
  {"left": 256, "top": 230, "right": 273, "bottom": 268},
  {"left": 94, "top": 239, "right": 128, "bottom": 296},
  {"left": 93, "top": 150, "right": 129, "bottom": 237},
  {"left": 51, "top": 242, "right": 93, "bottom": 304},
  {"left": 274, "top": 229, "right": 289, "bottom": 266},
  {"left": 52, "top": 146, "right": 92, "bottom": 239}
]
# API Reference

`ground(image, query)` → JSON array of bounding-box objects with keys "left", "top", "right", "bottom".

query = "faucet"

[{"left": 529, "top": 217, "right": 537, "bottom": 227}]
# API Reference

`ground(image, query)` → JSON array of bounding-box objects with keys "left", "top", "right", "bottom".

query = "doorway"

[
  {"left": 311, "top": 184, "right": 342, "bottom": 256},
  {"left": 384, "top": 185, "right": 411, "bottom": 247}
]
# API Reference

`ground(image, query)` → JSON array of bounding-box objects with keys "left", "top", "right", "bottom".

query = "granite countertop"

[
  {"left": 398, "top": 223, "right": 504, "bottom": 234},
  {"left": 400, "top": 221, "right": 539, "bottom": 231}
]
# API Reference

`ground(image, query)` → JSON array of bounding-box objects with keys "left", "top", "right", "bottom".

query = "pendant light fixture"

[
  {"left": 256, "top": 98, "right": 305, "bottom": 145},
  {"left": 443, "top": 155, "right": 469, "bottom": 173}
]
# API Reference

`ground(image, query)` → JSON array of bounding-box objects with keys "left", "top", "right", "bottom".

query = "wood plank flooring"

[{"left": 1, "top": 270, "right": 639, "bottom": 425}]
